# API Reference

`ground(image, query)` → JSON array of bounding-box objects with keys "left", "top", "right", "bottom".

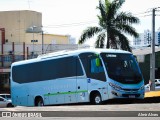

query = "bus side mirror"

[
  {"left": 134, "top": 55, "right": 138, "bottom": 62},
  {"left": 96, "top": 58, "right": 101, "bottom": 67}
]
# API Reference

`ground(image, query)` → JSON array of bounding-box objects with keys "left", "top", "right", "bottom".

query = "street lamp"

[
  {"left": 29, "top": 25, "right": 44, "bottom": 57},
  {"left": 31, "top": 26, "right": 37, "bottom": 58},
  {"left": 39, "top": 26, "right": 44, "bottom": 54},
  {"left": 42, "top": 29, "right": 44, "bottom": 54}
]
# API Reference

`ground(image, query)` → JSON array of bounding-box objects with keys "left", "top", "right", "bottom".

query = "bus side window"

[
  {"left": 79, "top": 52, "right": 106, "bottom": 82},
  {"left": 91, "top": 58, "right": 104, "bottom": 73}
]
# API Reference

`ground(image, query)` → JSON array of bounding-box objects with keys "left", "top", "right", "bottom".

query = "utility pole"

[{"left": 150, "top": 8, "right": 156, "bottom": 91}]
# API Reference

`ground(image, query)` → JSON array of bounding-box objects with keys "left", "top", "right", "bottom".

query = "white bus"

[{"left": 10, "top": 49, "right": 144, "bottom": 106}]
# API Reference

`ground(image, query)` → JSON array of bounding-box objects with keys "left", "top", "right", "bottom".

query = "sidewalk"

[{"left": 145, "top": 91, "right": 160, "bottom": 98}]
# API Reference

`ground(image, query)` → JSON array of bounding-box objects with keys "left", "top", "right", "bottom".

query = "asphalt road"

[{"left": 0, "top": 98, "right": 160, "bottom": 120}]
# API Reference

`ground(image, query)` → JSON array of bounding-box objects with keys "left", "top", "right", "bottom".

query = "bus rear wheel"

[
  {"left": 90, "top": 92, "right": 102, "bottom": 105},
  {"left": 35, "top": 97, "right": 44, "bottom": 107}
]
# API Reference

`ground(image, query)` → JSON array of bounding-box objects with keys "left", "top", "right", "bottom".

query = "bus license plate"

[{"left": 129, "top": 95, "right": 135, "bottom": 98}]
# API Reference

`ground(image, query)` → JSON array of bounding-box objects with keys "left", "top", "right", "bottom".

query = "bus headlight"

[{"left": 109, "top": 83, "right": 122, "bottom": 91}]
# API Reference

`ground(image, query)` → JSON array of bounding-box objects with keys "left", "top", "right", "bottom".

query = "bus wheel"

[
  {"left": 91, "top": 93, "right": 102, "bottom": 105},
  {"left": 35, "top": 97, "right": 44, "bottom": 107}
]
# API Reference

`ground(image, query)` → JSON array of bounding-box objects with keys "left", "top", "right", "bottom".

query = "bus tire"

[
  {"left": 90, "top": 92, "right": 102, "bottom": 105},
  {"left": 35, "top": 97, "right": 44, "bottom": 107}
]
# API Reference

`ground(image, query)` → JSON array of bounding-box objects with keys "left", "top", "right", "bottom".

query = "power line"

[
  {"left": 136, "top": 14, "right": 152, "bottom": 18},
  {"left": 132, "top": 8, "right": 160, "bottom": 17},
  {"left": 133, "top": 10, "right": 152, "bottom": 16},
  {"left": 2, "top": 9, "right": 160, "bottom": 32},
  {"left": 1, "top": 20, "right": 98, "bottom": 33},
  {"left": 43, "top": 20, "right": 98, "bottom": 28}
]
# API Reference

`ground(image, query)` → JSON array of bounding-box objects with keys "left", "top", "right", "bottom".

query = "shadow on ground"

[
  {"left": 103, "top": 97, "right": 160, "bottom": 104},
  {"left": 46, "top": 97, "right": 160, "bottom": 106}
]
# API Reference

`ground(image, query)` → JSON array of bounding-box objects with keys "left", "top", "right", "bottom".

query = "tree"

[{"left": 78, "top": 0, "right": 139, "bottom": 52}]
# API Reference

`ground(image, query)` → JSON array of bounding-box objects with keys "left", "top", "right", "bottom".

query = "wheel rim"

[
  {"left": 95, "top": 96, "right": 101, "bottom": 104},
  {"left": 37, "top": 100, "right": 43, "bottom": 106}
]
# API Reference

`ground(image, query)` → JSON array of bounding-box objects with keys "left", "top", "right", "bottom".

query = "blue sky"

[{"left": 0, "top": 0, "right": 160, "bottom": 45}]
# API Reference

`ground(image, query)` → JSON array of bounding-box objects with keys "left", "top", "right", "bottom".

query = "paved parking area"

[{"left": 0, "top": 98, "right": 160, "bottom": 119}]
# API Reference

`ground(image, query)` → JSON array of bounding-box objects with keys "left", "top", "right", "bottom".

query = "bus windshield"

[{"left": 100, "top": 53, "right": 143, "bottom": 84}]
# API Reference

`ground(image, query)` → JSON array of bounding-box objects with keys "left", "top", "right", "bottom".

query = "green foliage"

[{"left": 78, "top": 0, "right": 139, "bottom": 52}]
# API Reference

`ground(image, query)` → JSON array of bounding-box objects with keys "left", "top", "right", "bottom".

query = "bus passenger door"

[
  {"left": 79, "top": 53, "right": 109, "bottom": 102},
  {"left": 76, "top": 57, "right": 89, "bottom": 103},
  {"left": 76, "top": 76, "right": 88, "bottom": 103}
]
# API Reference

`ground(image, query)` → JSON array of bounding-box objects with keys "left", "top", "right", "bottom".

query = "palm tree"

[{"left": 78, "top": 0, "right": 139, "bottom": 52}]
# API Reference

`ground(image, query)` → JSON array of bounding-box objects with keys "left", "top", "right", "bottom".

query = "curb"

[{"left": 145, "top": 91, "right": 160, "bottom": 98}]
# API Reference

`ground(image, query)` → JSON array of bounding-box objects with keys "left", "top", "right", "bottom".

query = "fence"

[{"left": 0, "top": 43, "right": 90, "bottom": 68}]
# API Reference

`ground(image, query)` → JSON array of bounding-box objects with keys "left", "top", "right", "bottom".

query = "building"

[
  {"left": 133, "top": 29, "right": 160, "bottom": 47},
  {"left": 0, "top": 10, "right": 42, "bottom": 44},
  {"left": 0, "top": 10, "right": 77, "bottom": 93},
  {"left": 0, "top": 10, "right": 75, "bottom": 45},
  {"left": 133, "top": 47, "right": 160, "bottom": 84},
  {"left": 133, "top": 33, "right": 145, "bottom": 46}
]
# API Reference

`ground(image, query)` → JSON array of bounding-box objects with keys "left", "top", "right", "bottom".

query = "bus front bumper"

[{"left": 108, "top": 87, "right": 145, "bottom": 99}]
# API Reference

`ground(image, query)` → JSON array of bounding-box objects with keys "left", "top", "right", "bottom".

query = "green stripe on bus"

[{"left": 44, "top": 90, "right": 88, "bottom": 96}]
